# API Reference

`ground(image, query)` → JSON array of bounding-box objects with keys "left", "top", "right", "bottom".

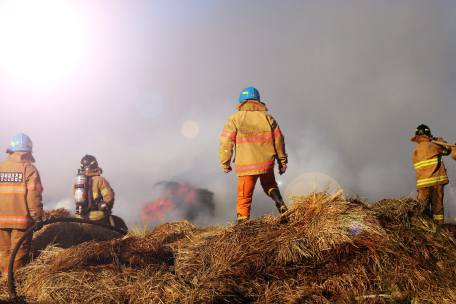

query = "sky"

[{"left": 1, "top": 0, "right": 456, "bottom": 227}]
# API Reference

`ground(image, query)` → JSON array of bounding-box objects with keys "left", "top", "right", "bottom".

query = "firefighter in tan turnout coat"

[
  {"left": 411, "top": 124, "right": 453, "bottom": 224},
  {"left": 74, "top": 155, "right": 127, "bottom": 231},
  {"left": 0, "top": 133, "right": 43, "bottom": 277},
  {"left": 220, "top": 86, "right": 288, "bottom": 222}
]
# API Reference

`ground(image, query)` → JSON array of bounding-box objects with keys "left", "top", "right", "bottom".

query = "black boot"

[{"left": 270, "top": 189, "right": 288, "bottom": 214}]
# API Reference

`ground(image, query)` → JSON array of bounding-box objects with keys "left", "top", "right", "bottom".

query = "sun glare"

[{"left": 0, "top": 0, "right": 86, "bottom": 84}]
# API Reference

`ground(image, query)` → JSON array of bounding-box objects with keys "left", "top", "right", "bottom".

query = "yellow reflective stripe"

[
  {"left": 237, "top": 215, "right": 249, "bottom": 220},
  {"left": 101, "top": 187, "right": 112, "bottom": 196},
  {"left": 443, "top": 146, "right": 450, "bottom": 155},
  {"left": 268, "top": 188, "right": 278, "bottom": 196},
  {"left": 433, "top": 214, "right": 444, "bottom": 220},
  {"left": 93, "top": 193, "right": 100, "bottom": 199},
  {"left": 414, "top": 157, "right": 440, "bottom": 169},
  {"left": 88, "top": 211, "right": 104, "bottom": 219},
  {"left": 75, "top": 211, "right": 105, "bottom": 219},
  {"left": 417, "top": 175, "right": 448, "bottom": 186}
]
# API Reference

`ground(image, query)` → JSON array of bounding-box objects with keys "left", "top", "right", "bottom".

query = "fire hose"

[
  {"left": 8, "top": 218, "right": 128, "bottom": 299},
  {"left": 431, "top": 140, "right": 456, "bottom": 147}
]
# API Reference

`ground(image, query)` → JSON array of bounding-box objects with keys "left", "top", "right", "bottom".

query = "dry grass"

[{"left": 2, "top": 193, "right": 456, "bottom": 303}]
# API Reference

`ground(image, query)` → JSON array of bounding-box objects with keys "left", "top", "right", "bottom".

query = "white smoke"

[{"left": 1, "top": 0, "right": 456, "bottom": 227}]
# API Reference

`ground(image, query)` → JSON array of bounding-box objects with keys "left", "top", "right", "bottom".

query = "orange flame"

[
  {"left": 141, "top": 182, "right": 196, "bottom": 222},
  {"left": 141, "top": 197, "right": 175, "bottom": 221}
]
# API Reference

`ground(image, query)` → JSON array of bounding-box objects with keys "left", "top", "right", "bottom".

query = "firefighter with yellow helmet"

[
  {"left": 73, "top": 154, "right": 127, "bottom": 230},
  {"left": 411, "top": 124, "right": 453, "bottom": 224},
  {"left": 0, "top": 133, "right": 43, "bottom": 277}
]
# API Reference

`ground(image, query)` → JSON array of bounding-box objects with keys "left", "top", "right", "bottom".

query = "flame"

[
  {"left": 141, "top": 182, "right": 196, "bottom": 222},
  {"left": 141, "top": 197, "right": 175, "bottom": 221}
]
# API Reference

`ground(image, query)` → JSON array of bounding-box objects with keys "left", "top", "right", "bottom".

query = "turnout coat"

[
  {"left": 411, "top": 135, "right": 452, "bottom": 189},
  {"left": 219, "top": 100, "right": 287, "bottom": 176},
  {"left": 0, "top": 152, "right": 43, "bottom": 229}
]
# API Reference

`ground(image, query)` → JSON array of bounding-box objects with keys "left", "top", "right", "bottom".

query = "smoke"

[{"left": 1, "top": 0, "right": 456, "bottom": 227}]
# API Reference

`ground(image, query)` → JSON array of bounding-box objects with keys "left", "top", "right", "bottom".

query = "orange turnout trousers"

[
  {"left": 0, "top": 228, "right": 32, "bottom": 277},
  {"left": 237, "top": 171, "right": 279, "bottom": 220}
]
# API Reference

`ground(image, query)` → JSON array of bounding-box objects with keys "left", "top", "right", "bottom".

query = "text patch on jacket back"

[{"left": 0, "top": 173, "right": 23, "bottom": 183}]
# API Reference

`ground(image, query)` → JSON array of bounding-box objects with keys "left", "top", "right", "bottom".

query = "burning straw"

[{"left": 3, "top": 193, "right": 456, "bottom": 303}]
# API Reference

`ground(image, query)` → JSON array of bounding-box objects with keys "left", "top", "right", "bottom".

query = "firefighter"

[
  {"left": 73, "top": 155, "right": 127, "bottom": 231},
  {"left": 219, "top": 86, "right": 288, "bottom": 223},
  {"left": 0, "top": 133, "right": 43, "bottom": 277},
  {"left": 411, "top": 124, "right": 453, "bottom": 224}
]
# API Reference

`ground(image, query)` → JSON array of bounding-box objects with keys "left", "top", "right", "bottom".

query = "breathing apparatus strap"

[{"left": 87, "top": 177, "right": 95, "bottom": 211}]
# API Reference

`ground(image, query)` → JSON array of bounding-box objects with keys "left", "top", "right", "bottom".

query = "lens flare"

[
  {"left": 339, "top": 214, "right": 366, "bottom": 238},
  {"left": 0, "top": 0, "right": 86, "bottom": 84},
  {"left": 181, "top": 120, "right": 199, "bottom": 138}
]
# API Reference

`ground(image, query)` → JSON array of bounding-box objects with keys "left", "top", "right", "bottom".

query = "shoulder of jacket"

[
  {"left": 227, "top": 112, "right": 240, "bottom": 123},
  {"left": 92, "top": 176, "right": 109, "bottom": 187},
  {"left": 24, "top": 163, "right": 38, "bottom": 171},
  {"left": 92, "top": 175, "right": 105, "bottom": 181},
  {"left": 263, "top": 112, "right": 274, "bottom": 119}
]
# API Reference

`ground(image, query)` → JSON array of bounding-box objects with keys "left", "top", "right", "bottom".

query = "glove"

[
  {"left": 98, "top": 201, "right": 108, "bottom": 211},
  {"left": 34, "top": 220, "right": 43, "bottom": 231},
  {"left": 279, "top": 164, "right": 287, "bottom": 175},
  {"left": 223, "top": 166, "right": 232, "bottom": 173}
]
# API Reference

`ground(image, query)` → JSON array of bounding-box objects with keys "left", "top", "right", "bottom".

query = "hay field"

[{"left": 1, "top": 191, "right": 456, "bottom": 303}]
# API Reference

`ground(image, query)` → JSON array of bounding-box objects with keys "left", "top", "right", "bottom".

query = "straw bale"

[
  {"left": 5, "top": 191, "right": 456, "bottom": 303},
  {"left": 42, "top": 235, "right": 167, "bottom": 272},
  {"left": 370, "top": 197, "right": 427, "bottom": 229},
  {"left": 42, "top": 208, "right": 71, "bottom": 221},
  {"left": 174, "top": 191, "right": 386, "bottom": 281},
  {"left": 30, "top": 222, "right": 122, "bottom": 259},
  {"left": 148, "top": 220, "right": 197, "bottom": 244}
]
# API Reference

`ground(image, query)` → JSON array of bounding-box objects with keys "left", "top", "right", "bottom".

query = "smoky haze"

[{"left": 1, "top": 0, "right": 456, "bottom": 227}]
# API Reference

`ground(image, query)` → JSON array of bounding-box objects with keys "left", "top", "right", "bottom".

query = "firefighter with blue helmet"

[
  {"left": 0, "top": 133, "right": 43, "bottom": 277},
  {"left": 238, "top": 86, "right": 260, "bottom": 103},
  {"left": 220, "top": 86, "right": 288, "bottom": 223}
]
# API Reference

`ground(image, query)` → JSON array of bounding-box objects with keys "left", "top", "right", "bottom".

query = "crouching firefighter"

[
  {"left": 73, "top": 155, "right": 127, "bottom": 231},
  {"left": 219, "top": 86, "right": 288, "bottom": 223}
]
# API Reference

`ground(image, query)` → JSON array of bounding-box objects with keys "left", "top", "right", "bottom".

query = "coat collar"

[
  {"left": 410, "top": 134, "right": 432, "bottom": 144},
  {"left": 6, "top": 151, "right": 35, "bottom": 163},
  {"left": 236, "top": 99, "right": 268, "bottom": 111},
  {"left": 82, "top": 167, "right": 103, "bottom": 177}
]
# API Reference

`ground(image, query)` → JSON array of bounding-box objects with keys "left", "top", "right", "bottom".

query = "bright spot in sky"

[
  {"left": 136, "top": 92, "right": 165, "bottom": 119},
  {"left": 181, "top": 120, "right": 199, "bottom": 138},
  {"left": 0, "top": 0, "right": 85, "bottom": 84}
]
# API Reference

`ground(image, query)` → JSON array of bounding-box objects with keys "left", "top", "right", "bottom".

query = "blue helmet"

[
  {"left": 10, "top": 133, "right": 33, "bottom": 152},
  {"left": 239, "top": 86, "right": 260, "bottom": 103}
]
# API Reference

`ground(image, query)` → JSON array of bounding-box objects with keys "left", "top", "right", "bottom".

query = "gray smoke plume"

[{"left": 1, "top": 0, "right": 456, "bottom": 227}]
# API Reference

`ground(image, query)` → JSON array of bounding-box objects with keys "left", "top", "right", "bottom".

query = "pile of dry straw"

[{"left": 2, "top": 191, "right": 456, "bottom": 303}]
